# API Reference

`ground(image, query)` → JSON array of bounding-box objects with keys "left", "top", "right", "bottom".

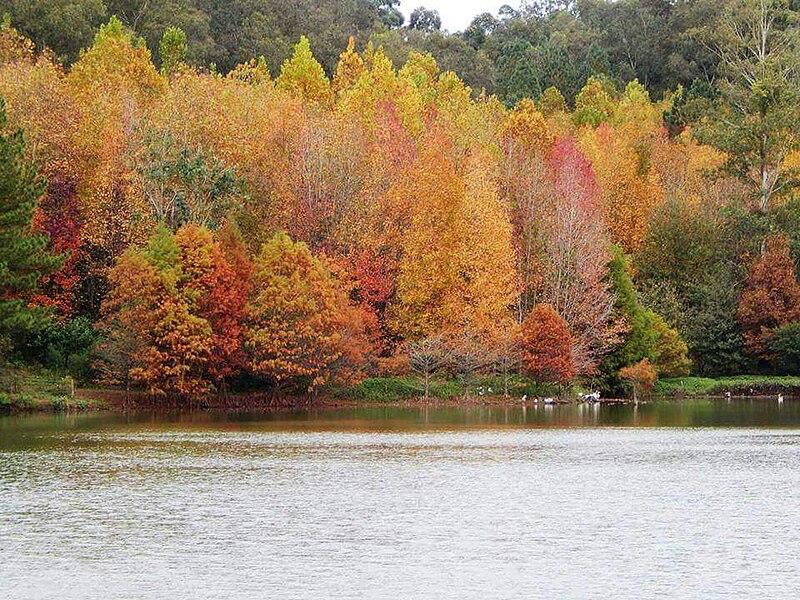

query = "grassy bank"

[
  {"left": 331, "top": 375, "right": 565, "bottom": 404},
  {"left": 0, "top": 367, "right": 104, "bottom": 413},
  {"left": 655, "top": 376, "right": 800, "bottom": 397}
]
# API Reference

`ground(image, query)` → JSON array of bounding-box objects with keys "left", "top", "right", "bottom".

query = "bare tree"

[
  {"left": 449, "top": 330, "right": 494, "bottom": 400},
  {"left": 492, "top": 334, "right": 521, "bottom": 398},
  {"left": 408, "top": 335, "right": 451, "bottom": 399}
]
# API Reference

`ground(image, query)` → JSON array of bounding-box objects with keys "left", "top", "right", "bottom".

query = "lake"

[{"left": 2, "top": 400, "right": 800, "bottom": 599}]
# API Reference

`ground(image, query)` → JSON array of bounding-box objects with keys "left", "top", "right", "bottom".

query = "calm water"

[{"left": 2, "top": 400, "right": 800, "bottom": 599}]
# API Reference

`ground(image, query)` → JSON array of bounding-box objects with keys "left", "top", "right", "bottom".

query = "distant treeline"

[{"left": 0, "top": 0, "right": 748, "bottom": 105}]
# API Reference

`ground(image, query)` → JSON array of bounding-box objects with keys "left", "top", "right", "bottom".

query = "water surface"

[{"left": 2, "top": 400, "right": 799, "bottom": 599}]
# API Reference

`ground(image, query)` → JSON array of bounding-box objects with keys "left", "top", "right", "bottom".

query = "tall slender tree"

[{"left": 0, "top": 99, "right": 61, "bottom": 354}]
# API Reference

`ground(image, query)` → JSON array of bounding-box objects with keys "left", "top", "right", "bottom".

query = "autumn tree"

[
  {"left": 619, "top": 358, "right": 657, "bottom": 402},
  {"left": 101, "top": 225, "right": 213, "bottom": 396},
  {"left": 651, "top": 314, "right": 692, "bottom": 377},
  {"left": 276, "top": 36, "right": 331, "bottom": 106},
  {"left": 501, "top": 99, "right": 551, "bottom": 320},
  {"left": 580, "top": 123, "right": 664, "bottom": 253},
  {"left": 67, "top": 17, "right": 164, "bottom": 316},
  {"left": 245, "top": 232, "right": 369, "bottom": 392},
  {"left": 738, "top": 234, "right": 800, "bottom": 359},
  {"left": 459, "top": 147, "right": 518, "bottom": 334},
  {"left": 533, "top": 137, "right": 617, "bottom": 374},
  {"left": 519, "top": 304, "right": 576, "bottom": 385},
  {"left": 573, "top": 76, "right": 614, "bottom": 128},
  {"left": 332, "top": 36, "right": 365, "bottom": 99},
  {"left": 388, "top": 131, "right": 466, "bottom": 339},
  {"left": 175, "top": 222, "right": 251, "bottom": 386}
]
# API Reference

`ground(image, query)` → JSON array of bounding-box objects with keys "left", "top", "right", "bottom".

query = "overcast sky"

[{"left": 398, "top": 1, "right": 520, "bottom": 33}]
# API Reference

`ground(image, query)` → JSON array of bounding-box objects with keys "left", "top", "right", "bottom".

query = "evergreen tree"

[
  {"left": 600, "top": 245, "right": 659, "bottom": 389},
  {"left": 0, "top": 98, "right": 61, "bottom": 357}
]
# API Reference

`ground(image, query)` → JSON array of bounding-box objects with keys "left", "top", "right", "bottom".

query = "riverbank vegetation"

[{"left": 2, "top": 1, "right": 800, "bottom": 405}]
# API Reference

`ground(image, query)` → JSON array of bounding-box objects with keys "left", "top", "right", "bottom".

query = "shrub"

[{"left": 769, "top": 323, "right": 800, "bottom": 374}]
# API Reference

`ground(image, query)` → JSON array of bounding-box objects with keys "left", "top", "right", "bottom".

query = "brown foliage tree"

[
  {"left": 519, "top": 304, "right": 576, "bottom": 385},
  {"left": 738, "top": 235, "right": 800, "bottom": 359}
]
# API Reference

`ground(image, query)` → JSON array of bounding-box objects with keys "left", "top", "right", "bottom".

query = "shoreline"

[{"left": 2, "top": 386, "right": 798, "bottom": 415}]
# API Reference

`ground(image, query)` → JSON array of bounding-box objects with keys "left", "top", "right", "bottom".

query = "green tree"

[
  {"left": 769, "top": 322, "right": 800, "bottom": 374},
  {"left": 573, "top": 75, "right": 614, "bottom": 127},
  {"left": 159, "top": 25, "right": 187, "bottom": 75},
  {"left": 694, "top": 0, "right": 800, "bottom": 212},
  {"left": 373, "top": 0, "right": 404, "bottom": 29},
  {"left": 0, "top": 99, "right": 62, "bottom": 357},
  {"left": 1, "top": 0, "right": 107, "bottom": 63},
  {"left": 409, "top": 7, "right": 442, "bottom": 32},
  {"left": 600, "top": 245, "right": 659, "bottom": 389}
]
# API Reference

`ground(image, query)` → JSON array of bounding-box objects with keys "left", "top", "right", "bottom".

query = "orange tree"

[
  {"left": 245, "top": 232, "right": 371, "bottom": 392},
  {"left": 519, "top": 304, "right": 576, "bottom": 386}
]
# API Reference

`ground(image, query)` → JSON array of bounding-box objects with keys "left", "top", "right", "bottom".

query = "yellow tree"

[
  {"left": 245, "top": 232, "right": 370, "bottom": 391},
  {"left": 336, "top": 44, "right": 398, "bottom": 133},
  {"left": 388, "top": 130, "right": 466, "bottom": 339},
  {"left": 332, "top": 36, "right": 365, "bottom": 100},
  {"left": 580, "top": 123, "right": 663, "bottom": 253},
  {"left": 459, "top": 147, "right": 518, "bottom": 336},
  {"left": 275, "top": 36, "right": 331, "bottom": 107},
  {"left": 501, "top": 98, "right": 553, "bottom": 318},
  {"left": 67, "top": 17, "right": 164, "bottom": 289}
]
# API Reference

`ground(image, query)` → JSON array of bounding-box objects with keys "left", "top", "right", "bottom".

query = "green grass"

[
  {"left": 332, "top": 375, "right": 565, "bottom": 403},
  {"left": 656, "top": 375, "right": 800, "bottom": 397},
  {"left": 0, "top": 366, "right": 102, "bottom": 412}
]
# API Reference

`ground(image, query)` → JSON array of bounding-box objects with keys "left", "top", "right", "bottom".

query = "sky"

[{"left": 398, "top": 0, "right": 520, "bottom": 33}]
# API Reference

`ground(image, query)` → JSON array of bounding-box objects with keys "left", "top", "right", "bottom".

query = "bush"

[
  {"left": 17, "top": 317, "right": 98, "bottom": 381},
  {"left": 769, "top": 322, "right": 800, "bottom": 374}
]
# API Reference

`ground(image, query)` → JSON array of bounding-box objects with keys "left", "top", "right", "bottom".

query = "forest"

[{"left": 1, "top": 0, "right": 800, "bottom": 400}]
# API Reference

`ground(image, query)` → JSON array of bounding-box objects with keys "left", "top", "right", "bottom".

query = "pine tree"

[
  {"left": 0, "top": 98, "right": 61, "bottom": 353},
  {"left": 600, "top": 245, "right": 659, "bottom": 388}
]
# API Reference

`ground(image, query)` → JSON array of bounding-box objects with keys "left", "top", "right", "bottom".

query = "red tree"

[
  {"left": 176, "top": 223, "right": 252, "bottom": 386},
  {"left": 519, "top": 304, "right": 576, "bottom": 385},
  {"left": 533, "top": 137, "right": 618, "bottom": 374},
  {"left": 32, "top": 176, "right": 82, "bottom": 316},
  {"left": 738, "top": 235, "right": 800, "bottom": 357}
]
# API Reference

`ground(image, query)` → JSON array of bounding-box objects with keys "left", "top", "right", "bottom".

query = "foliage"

[
  {"left": 768, "top": 322, "right": 800, "bottom": 375},
  {"left": 160, "top": 26, "right": 187, "bottom": 76},
  {"left": 2, "top": 15, "right": 800, "bottom": 397},
  {"left": 0, "top": 97, "right": 62, "bottom": 357},
  {"left": 619, "top": 357, "right": 657, "bottom": 400},
  {"left": 101, "top": 224, "right": 214, "bottom": 396},
  {"left": 600, "top": 246, "right": 659, "bottom": 388},
  {"left": 738, "top": 234, "right": 800, "bottom": 360},
  {"left": 519, "top": 304, "right": 575, "bottom": 385},
  {"left": 692, "top": 0, "right": 800, "bottom": 212},
  {"left": 651, "top": 314, "right": 692, "bottom": 377},
  {"left": 245, "top": 232, "right": 370, "bottom": 392},
  {"left": 533, "top": 136, "right": 616, "bottom": 374},
  {"left": 573, "top": 76, "right": 614, "bottom": 127},
  {"left": 276, "top": 36, "right": 331, "bottom": 106}
]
